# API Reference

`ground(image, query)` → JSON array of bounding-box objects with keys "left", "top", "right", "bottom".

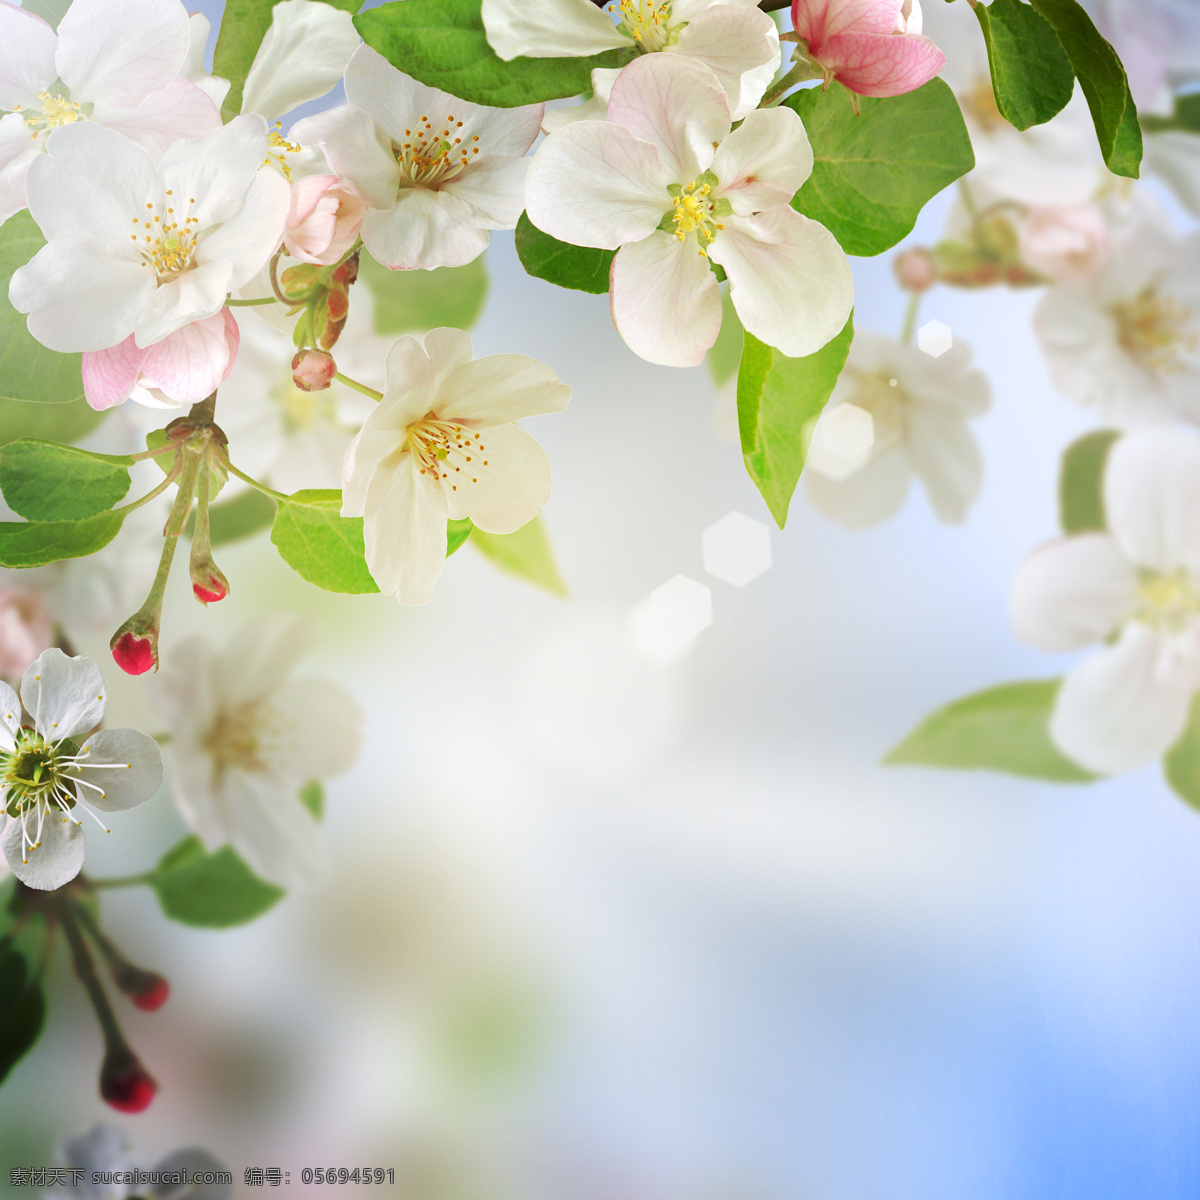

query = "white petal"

[
  {"left": 610, "top": 231, "right": 722, "bottom": 367},
  {"left": 711, "top": 106, "right": 813, "bottom": 215},
  {"left": 72, "top": 728, "right": 163, "bottom": 812},
  {"left": 1051, "top": 624, "right": 1200, "bottom": 774},
  {"left": 711, "top": 208, "right": 854, "bottom": 359},
  {"left": 0, "top": 120, "right": 40, "bottom": 224},
  {"left": 215, "top": 613, "right": 321, "bottom": 709},
  {"left": 95, "top": 76, "right": 222, "bottom": 161},
  {"left": 606, "top": 52, "right": 729, "bottom": 181},
  {"left": 0, "top": 5, "right": 58, "bottom": 111},
  {"left": 1010, "top": 534, "right": 1139, "bottom": 652},
  {"left": 804, "top": 443, "right": 912, "bottom": 528},
  {"left": 0, "top": 680, "right": 19, "bottom": 752},
  {"left": 906, "top": 406, "right": 983, "bottom": 523},
  {"left": 181, "top": 12, "right": 232, "bottom": 110},
  {"left": 421, "top": 326, "right": 476, "bottom": 392},
  {"left": 1105, "top": 427, "right": 1200, "bottom": 573},
  {"left": 132, "top": 258, "right": 232, "bottom": 347},
  {"left": 481, "top": 0, "right": 625, "bottom": 59},
  {"left": 671, "top": 5, "right": 781, "bottom": 120},
  {"left": 3, "top": 811, "right": 85, "bottom": 890},
  {"left": 437, "top": 156, "right": 529, "bottom": 232},
  {"left": 21, "top": 647, "right": 105, "bottom": 740},
  {"left": 199, "top": 165, "right": 290, "bottom": 291},
  {"left": 158, "top": 113, "right": 271, "bottom": 229},
  {"left": 361, "top": 187, "right": 489, "bottom": 270},
  {"left": 260, "top": 679, "right": 363, "bottom": 781},
  {"left": 541, "top": 67, "right": 620, "bottom": 133},
  {"left": 241, "top": 0, "right": 361, "bottom": 120},
  {"left": 292, "top": 103, "right": 399, "bottom": 211},
  {"left": 437, "top": 353, "right": 570, "bottom": 424},
  {"left": 445, "top": 422, "right": 552, "bottom": 532},
  {"left": 221, "top": 767, "right": 325, "bottom": 888},
  {"left": 55, "top": 0, "right": 190, "bottom": 111},
  {"left": 525, "top": 118, "right": 670, "bottom": 249}
]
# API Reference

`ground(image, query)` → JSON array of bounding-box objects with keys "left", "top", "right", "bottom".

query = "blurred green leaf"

[
  {"left": 433, "top": 976, "right": 543, "bottom": 1092},
  {"left": 447, "top": 517, "right": 473, "bottom": 556},
  {"left": 1142, "top": 93, "right": 1200, "bottom": 134},
  {"left": 21, "top": 0, "right": 71, "bottom": 28},
  {"left": 1165, "top": 695, "right": 1200, "bottom": 812},
  {"left": 186, "top": 489, "right": 278, "bottom": 546},
  {"left": 514, "top": 213, "right": 615, "bottom": 294},
  {"left": 707, "top": 289, "right": 744, "bottom": 388},
  {"left": 471, "top": 514, "right": 566, "bottom": 596},
  {"left": 0, "top": 397, "right": 104, "bottom": 447},
  {"left": 973, "top": 0, "right": 1075, "bottom": 130},
  {"left": 360, "top": 251, "right": 489, "bottom": 335},
  {"left": 0, "top": 949, "right": 45, "bottom": 1083},
  {"left": 1059, "top": 429, "right": 1119, "bottom": 534},
  {"left": 0, "top": 440, "right": 132, "bottom": 521},
  {"left": 151, "top": 836, "right": 285, "bottom": 928},
  {"left": 299, "top": 780, "right": 324, "bottom": 819}
]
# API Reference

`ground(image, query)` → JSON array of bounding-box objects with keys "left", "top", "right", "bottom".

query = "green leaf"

[
  {"left": 21, "top": 0, "right": 71, "bottom": 29},
  {"left": 0, "top": 509, "right": 126, "bottom": 568},
  {"left": 886, "top": 679, "right": 1096, "bottom": 782},
  {"left": 707, "top": 288, "right": 744, "bottom": 388},
  {"left": 271, "top": 489, "right": 380, "bottom": 594},
  {"left": 354, "top": 0, "right": 620, "bottom": 108},
  {"left": 737, "top": 316, "right": 854, "bottom": 529},
  {"left": 787, "top": 78, "right": 975, "bottom": 257},
  {"left": 360, "top": 251, "right": 489, "bottom": 335},
  {"left": 447, "top": 517, "right": 474, "bottom": 556},
  {"left": 0, "top": 212, "right": 84, "bottom": 404},
  {"left": 1165, "top": 694, "right": 1200, "bottom": 812},
  {"left": 151, "top": 836, "right": 285, "bottom": 928},
  {"left": 514, "top": 213, "right": 615, "bottom": 294},
  {"left": 471, "top": 514, "right": 567, "bottom": 596},
  {"left": 1059, "top": 429, "right": 1120, "bottom": 534},
  {"left": 186, "top": 488, "right": 277, "bottom": 547},
  {"left": 0, "top": 949, "right": 45, "bottom": 1083},
  {"left": 1029, "top": 0, "right": 1142, "bottom": 177},
  {"left": 0, "top": 398, "right": 104, "bottom": 448},
  {"left": 1142, "top": 93, "right": 1200, "bottom": 135},
  {"left": 972, "top": 0, "right": 1075, "bottom": 131},
  {"left": 299, "top": 780, "right": 324, "bottom": 820},
  {"left": 0, "top": 440, "right": 132, "bottom": 521}
]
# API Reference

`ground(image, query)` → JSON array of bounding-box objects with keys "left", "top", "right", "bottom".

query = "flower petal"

[
  {"left": 138, "top": 309, "right": 241, "bottom": 405},
  {"left": 541, "top": 67, "right": 620, "bottom": 133},
  {"left": 21, "top": 647, "right": 106, "bottom": 740},
  {"left": 3, "top": 810, "right": 85, "bottom": 890},
  {"left": 1010, "top": 533, "right": 1138, "bottom": 652},
  {"left": 481, "top": 0, "right": 625, "bottom": 59},
  {"left": 0, "top": 119, "right": 41, "bottom": 225},
  {"left": 795, "top": 0, "right": 904, "bottom": 43},
  {"left": 261, "top": 679, "right": 363, "bottom": 781},
  {"left": 0, "top": 5, "right": 58, "bottom": 111},
  {"left": 215, "top": 613, "right": 321, "bottom": 708},
  {"left": 817, "top": 31, "right": 946, "bottom": 98},
  {"left": 72, "top": 728, "right": 163, "bottom": 812},
  {"left": 803, "top": 443, "right": 912, "bottom": 528},
  {"left": 292, "top": 103, "right": 399, "bottom": 211},
  {"left": 711, "top": 105, "right": 813, "bottom": 215},
  {"left": 671, "top": 4, "right": 780, "bottom": 120},
  {"left": 0, "top": 680, "right": 20, "bottom": 752},
  {"left": 82, "top": 336, "right": 151, "bottom": 411},
  {"left": 610, "top": 231, "right": 722, "bottom": 367},
  {"left": 906, "top": 405, "right": 983, "bottom": 523},
  {"left": 710, "top": 207, "right": 854, "bottom": 359},
  {"left": 199, "top": 166, "right": 290, "bottom": 291},
  {"left": 133, "top": 258, "right": 233, "bottom": 347},
  {"left": 361, "top": 186, "right": 490, "bottom": 270},
  {"left": 437, "top": 353, "right": 570, "bottom": 424},
  {"left": 437, "top": 155, "right": 529, "bottom": 231},
  {"left": 445, "top": 421, "right": 552, "bottom": 533},
  {"left": 95, "top": 76, "right": 222, "bottom": 161},
  {"left": 220, "top": 766, "right": 325, "bottom": 888},
  {"left": 158, "top": 113, "right": 272, "bottom": 229}
]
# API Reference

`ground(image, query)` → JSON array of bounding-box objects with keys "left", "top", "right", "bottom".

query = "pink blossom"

[
  {"left": 291, "top": 348, "right": 337, "bottom": 392},
  {"left": 1018, "top": 203, "right": 1110, "bottom": 282},
  {"left": 283, "top": 174, "right": 367, "bottom": 266},
  {"left": 0, "top": 584, "right": 52, "bottom": 679},
  {"left": 81, "top": 309, "right": 240, "bottom": 411},
  {"left": 791, "top": 0, "right": 945, "bottom": 97}
]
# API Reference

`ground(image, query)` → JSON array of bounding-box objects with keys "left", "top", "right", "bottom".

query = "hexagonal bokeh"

[
  {"left": 918, "top": 319, "right": 953, "bottom": 358},
  {"left": 627, "top": 574, "right": 714, "bottom": 662},
  {"left": 805, "top": 402, "right": 875, "bottom": 481},
  {"left": 702, "top": 511, "right": 772, "bottom": 587}
]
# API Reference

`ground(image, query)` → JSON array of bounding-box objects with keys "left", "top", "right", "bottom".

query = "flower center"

[
  {"left": 845, "top": 371, "right": 906, "bottom": 449},
  {"left": 130, "top": 190, "right": 200, "bottom": 284},
  {"left": 664, "top": 176, "right": 729, "bottom": 258},
  {"left": 394, "top": 114, "right": 480, "bottom": 190},
  {"left": 1134, "top": 568, "right": 1200, "bottom": 633},
  {"left": 264, "top": 122, "right": 302, "bottom": 181},
  {"left": 405, "top": 416, "right": 488, "bottom": 492},
  {"left": 1114, "top": 288, "right": 1198, "bottom": 376},
  {"left": 206, "top": 706, "right": 266, "bottom": 777},
  {"left": 14, "top": 88, "right": 86, "bottom": 137},
  {"left": 611, "top": 0, "right": 678, "bottom": 52}
]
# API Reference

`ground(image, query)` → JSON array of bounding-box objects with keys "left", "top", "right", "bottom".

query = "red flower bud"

[
  {"left": 110, "top": 629, "right": 156, "bottom": 676},
  {"left": 292, "top": 349, "right": 337, "bottom": 392},
  {"left": 112, "top": 963, "right": 170, "bottom": 1012},
  {"left": 100, "top": 1045, "right": 158, "bottom": 1113}
]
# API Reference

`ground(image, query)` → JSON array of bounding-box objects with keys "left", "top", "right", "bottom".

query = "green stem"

[
  {"left": 268, "top": 247, "right": 292, "bottom": 306},
  {"left": 219, "top": 457, "right": 288, "bottom": 502},
  {"left": 318, "top": 238, "right": 362, "bottom": 282},
  {"left": 958, "top": 178, "right": 979, "bottom": 222},
  {"left": 759, "top": 54, "right": 822, "bottom": 108},
  {"left": 57, "top": 900, "right": 123, "bottom": 1046},
  {"left": 225, "top": 296, "right": 278, "bottom": 307},
  {"left": 901, "top": 291, "right": 921, "bottom": 344},
  {"left": 114, "top": 456, "right": 183, "bottom": 517},
  {"left": 334, "top": 372, "right": 384, "bottom": 402}
]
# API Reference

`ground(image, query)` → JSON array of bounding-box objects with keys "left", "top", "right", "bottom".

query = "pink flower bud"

[
  {"left": 110, "top": 629, "right": 157, "bottom": 676},
  {"left": 893, "top": 247, "right": 937, "bottom": 291},
  {"left": 0, "top": 584, "right": 53, "bottom": 679},
  {"left": 292, "top": 349, "right": 337, "bottom": 392},
  {"left": 113, "top": 963, "right": 171, "bottom": 1012},
  {"left": 100, "top": 1045, "right": 158, "bottom": 1113},
  {"left": 284, "top": 175, "right": 367, "bottom": 266},
  {"left": 1018, "top": 204, "right": 1110, "bottom": 282}
]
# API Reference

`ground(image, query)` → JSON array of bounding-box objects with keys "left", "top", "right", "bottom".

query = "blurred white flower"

[
  {"left": 804, "top": 332, "right": 990, "bottom": 528},
  {"left": 1035, "top": 218, "right": 1200, "bottom": 426},
  {"left": 0, "top": 649, "right": 163, "bottom": 890},
  {"left": 158, "top": 615, "right": 363, "bottom": 887},
  {"left": 342, "top": 327, "right": 569, "bottom": 604},
  {"left": 0, "top": 581, "right": 53, "bottom": 680},
  {"left": 1011, "top": 428, "right": 1200, "bottom": 774},
  {"left": 1082, "top": 0, "right": 1200, "bottom": 110},
  {"left": 1018, "top": 202, "right": 1110, "bottom": 282}
]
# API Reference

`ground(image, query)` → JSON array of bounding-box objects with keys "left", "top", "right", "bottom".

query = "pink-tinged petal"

[
  {"left": 361, "top": 186, "right": 489, "bottom": 270},
  {"left": 0, "top": 4, "right": 57, "bottom": 110},
  {"left": 138, "top": 309, "right": 240, "bottom": 405},
  {"left": 1105, "top": 427, "right": 1200, "bottom": 575},
  {"left": 1010, "top": 534, "right": 1138, "bottom": 652},
  {"left": 525, "top": 120, "right": 669, "bottom": 250},
  {"left": 438, "top": 354, "right": 570, "bottom": 425},
  {"left": 481, "top": 0, "right": 625, "bottom": 60},
  {"left": 606, "top": 53, "right": 730, "bottom": 182},
  {"left": 1051, "top": 623, "right": 1200, "bottom": 774},
  {"left": 95, "top": 76, "right": 222, "bottom": 160},
  {"left": 56, "top": 0, "right": 190, "bottom": 111},
  {"left": 712, "top": 106, "right": 813, "bottom": 216},
  {"left": 710, "top": 208, "right": 853, "bottom": 360},
  {"left": 284, "top": 175, "right": 367, "bottom": 266},
  {"left": 437, "top": 156, "right": 528, "bottom": 232},
  {"left": 610, "top": 232, "right": 722, "bottom": 368},
  {"left": 82, "top": 336, "right": 151, "bottom": 410},
  {"left": 804, "top": 442, "right": 912, "bottom": 528},
  {"left": 671, "top": 5, "right": 781, "bottom": 121},
  {"left": 445, "top": 422, "right": 551, "bottom": 532},
  {"left": 292, "top": 104, "right": 399, "bottom": 212},
  {"left": 793, "top": 0, "right": 902, "bottom": 44},
  {"left": 815, "top": 31, "right": 945, "bottom": 97}
]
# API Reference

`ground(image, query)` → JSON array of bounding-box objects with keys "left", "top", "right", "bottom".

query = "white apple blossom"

[
  {"left": 1011, "top": 428, "right": 1200, "bottom": 775},
  {"left": 342, "top": 327, "right": 570, "bottom": 605},
  {"left": 804, "top": 332, "right": 990, "bottom": 528},
  {"left": 0, "top": 648, "right": 163, "bottom": 890},
  {"left": 9, "top": 115, "right": 289, "bottom": 353},
  {"left": 0, "top": 0, "right": 221, "bottom": 224},
  {"left": 1035, "top": 218, "right": 1200, "bottom": 426},
  {"left": 525, "top": 53, "right": 854, "bottom": 367},
  {"left": 484, "top": 0, "right": 780, "bottom": 121},
  {"left": 292, "top": 44, "right": 542, "bottom": 270},
  {"left": 157, "top": 615, "right": 363, "bottom": 888}
]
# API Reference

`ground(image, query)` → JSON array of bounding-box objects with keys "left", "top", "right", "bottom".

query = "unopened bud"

[
  {"left": 893, "top": 247, "right": 937, "bottom": 291},
  {"left": 112, "top": 963, "right": 170, "bottom": 1012},
  {"left": 100, "top": 1044, "right": 157, "bottom": 1113},
  {"left": 110, "top": 625, "right": 157, "bottom": 676},
  {"left": 292, "top": 349, "right": 336, "bottom": 392},
  {"left": 190, "top": 560, "right": 229, "bottom": 606}
]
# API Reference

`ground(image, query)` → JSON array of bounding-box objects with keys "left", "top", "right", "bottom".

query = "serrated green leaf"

[
  {"left": 1059, "top": 428, "right": 1119, "bottom": 534},
  {"left": 299, "top": 780, "right": 324, "bottom": 820},
  {"left": 447, "top": 517, "right": 473, "bottom": 556},
  {"left": 514, "top": 213, "right": 615, "bottom": 294},
  {"left": 737, "top": 317, "right": 854, "bottom": 529},
  {"left": 0, "top": 212, "right": 85, "bottom": 404},
  {"left": 1029, "top": 0, "right": 1142, "bottom": 178},
  {"left": 0, "top": 397, "right": 105, "bottom": 448},
  {"left": 787, "top": 79, "right": 974, "bottom": 257},
  {"left": 973, "top": 0, "right": 1075, "bottom": 131},
  {"left": 360, "top": 250, "right": 488, "bottom": 335},
  {"left": 151, "top": 836, "right": 285, "bottom": 928},
  {"left": 0, "top": 440, "right": 132, "bottom": 521},
  {"left": 886, "top": 679, "right": 1096, "bottom": 782},
  {"left": 271, "top": 489, "right": 380, "bottom": 594},
  {"left": 186, "top": 488, "right": 277, "bottom": 547},
  {"left": 1165, "top": 694, "right": 1200, "bottom": 813},
  {"left": 0, "top": 509, "right": 126, "bottom": 568},
  {"left": 471, "top": 514, "right": 566, "bottom": 596},
  {"left": 707, "top": 288, "right": 744, "bottom": 388},
  {"left": 0, "top": 949, "right": 45, "bottom": 1083},
  {"left": 355, "top": 0, "right": 620, "bottom": 108}
]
